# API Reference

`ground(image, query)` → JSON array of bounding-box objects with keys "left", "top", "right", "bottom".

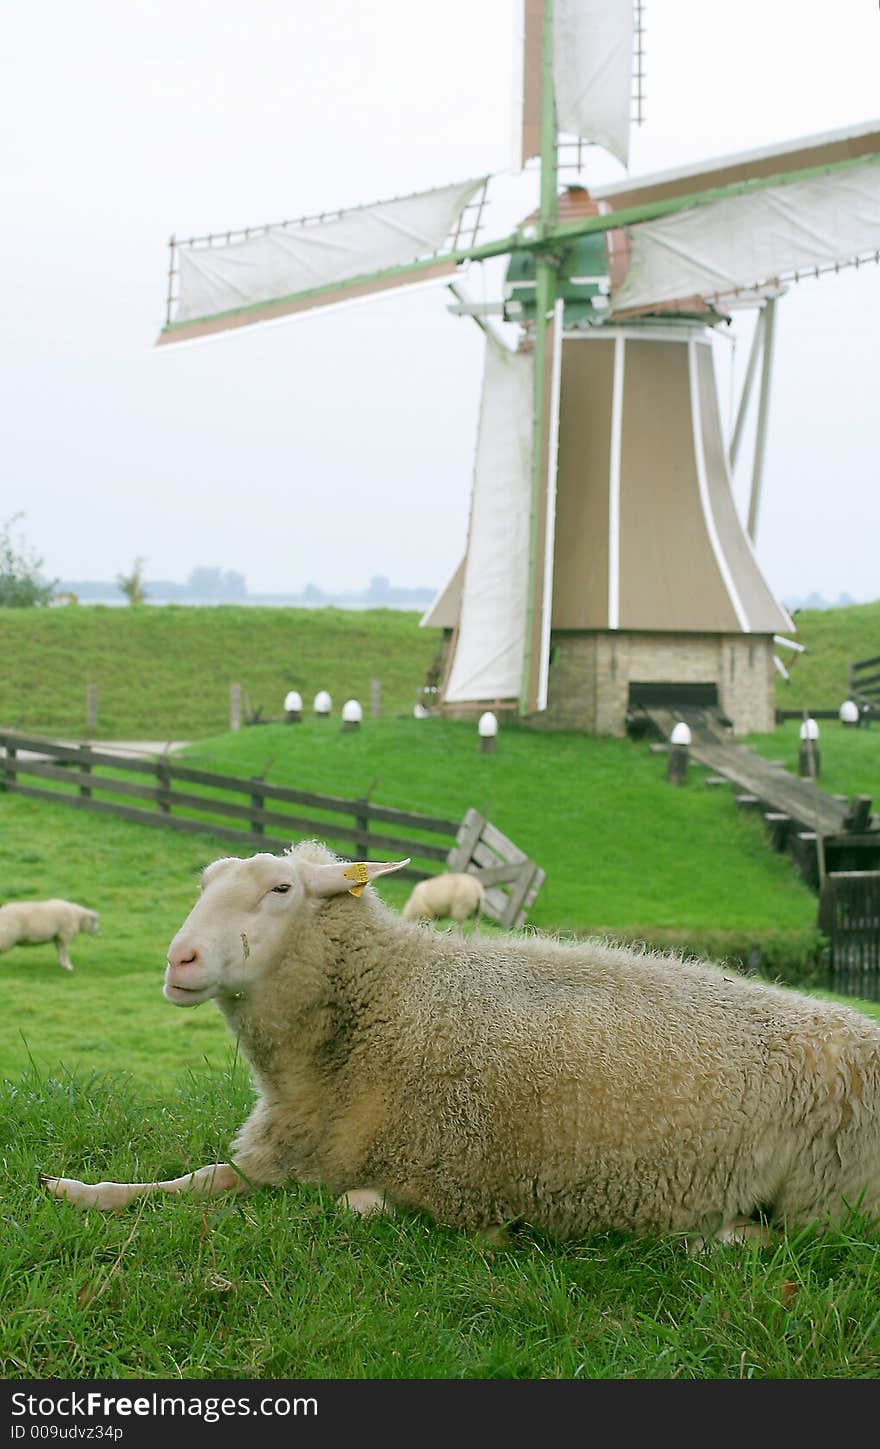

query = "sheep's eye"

[{"left": 271, "top": 883, "right": 291, "bottom": 894}]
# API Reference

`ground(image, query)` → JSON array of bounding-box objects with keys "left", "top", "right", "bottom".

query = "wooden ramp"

[{"left": 641, "top": 705, "right": 880, "bottom": 890}]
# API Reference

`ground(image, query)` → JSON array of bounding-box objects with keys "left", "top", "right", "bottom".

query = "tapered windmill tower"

[{"left": 157, "top": 1, "right": 880, "bottom": 735}]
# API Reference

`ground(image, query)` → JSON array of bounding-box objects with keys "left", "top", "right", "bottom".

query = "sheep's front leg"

[
  {"left": 42, "top": 1161, "right": 250, "bottom": 1211},
  {"left": 337, "top": 1187, "right": 394, "bottom": 1218},
  {"left": 55, "top": 936, "right": 74, "bottom": 971}
]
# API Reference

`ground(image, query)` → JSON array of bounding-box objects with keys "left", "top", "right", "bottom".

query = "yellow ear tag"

[{"left": 343, "top": 862, "right": 370, "bottom": 897}]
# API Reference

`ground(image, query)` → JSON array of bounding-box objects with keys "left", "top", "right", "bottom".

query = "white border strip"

[
  {"left": 562, "top": 322, "right": 709, "bottom": 344},
  {"left": 537, "top": 299, "right": 565, "bottom": 711},
  {"left": 510, "top": 0, "right": 526, "bottom": 171},
  {"left": 707, "top": 333, "right": 797, "bottom": 634},
  {"left": 607, "top": 337, "right": 625, "bottom": 630},
  {"left": 688, "top": 338, "right": 750, "bottom": 631}
]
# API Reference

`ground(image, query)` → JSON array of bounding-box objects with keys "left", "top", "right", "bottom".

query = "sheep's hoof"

[
  {"left": 41, "top": 1175, "right": 125, "bottom": 1211},
  {"left": 686, "top": 1219, "right": 772, "bottom": 1254},
  {"left": 337, "top": 1187, "right": 392, "bottom": 1218}
]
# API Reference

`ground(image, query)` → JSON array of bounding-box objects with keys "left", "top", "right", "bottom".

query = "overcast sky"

[{"left": 2, "top": 0, "right": 878, "bottom": 604}]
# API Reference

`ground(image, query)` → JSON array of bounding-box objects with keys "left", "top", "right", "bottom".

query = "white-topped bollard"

[
  {"left": 341, "top": 698, "right": 362, "bottom": 733},
  {"left": 798, "top": 717, "right": 820, "bottom": 778},
  {"left": 284, "top": 689, "right": 303, "bottom": 724},
  {"left": 667, "top": 720, "right": 691, "bottom": 786},
  {"left": 839, "top": 700, "right": 860, "bottom": 728},
  {"left": 478, "top": 711, "right": 498, "bottom": 755},
  {"left": 313, "top": 690, "right": 332, "bottom": 719}
]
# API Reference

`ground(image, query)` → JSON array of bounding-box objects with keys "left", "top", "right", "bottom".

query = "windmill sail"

[
  {"left": 613, "top": 155, "right": 880, "bottom": 313},
  {"left": 160, "top": 178, "right": 487, "bottom": 345},
  {"left": 442, "top": 340, "right": 536, "bottom": 704},
  {"left": 517, "top": 0, "right": 635, "bottom": 168}
]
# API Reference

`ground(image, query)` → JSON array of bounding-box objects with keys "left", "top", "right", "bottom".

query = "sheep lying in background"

[
  {"left": 402, "top": 871, "right": 484, "bottom": 925},
  {"left": 0, "top": 899, "right": 99, "bottom": 971},
  {"left": 44, "top": 841, "right": 880, "bottom": 1245}
]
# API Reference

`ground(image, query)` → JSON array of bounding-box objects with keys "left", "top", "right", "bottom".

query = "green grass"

[
  {"left": 3, "top": 1063, "right": 880, "bottom": 1380},
  {"left": 0, "top": 604, "right": 441, "bottom": 739},
  {"left": 1, "top": 753, "right": 878, "bottom": 1383},
  {"left": 778, "top": 600, "right": 880, "bottom": 712}
]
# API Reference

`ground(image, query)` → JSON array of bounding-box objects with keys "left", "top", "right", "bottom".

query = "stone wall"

[
  {"left": 435, "top": 628, "right": 778, "bottom": 736},
  {"left": 534, "top": 631, "right": 777, "bottom": 736}
]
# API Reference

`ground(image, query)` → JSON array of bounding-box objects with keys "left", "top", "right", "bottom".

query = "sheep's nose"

[{"left": 168, "top": 942, "right": 200, "bottom": 971}]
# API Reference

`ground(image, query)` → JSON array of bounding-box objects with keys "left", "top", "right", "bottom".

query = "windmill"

[{"left": 156, "top": 1, "right": 880, "bottom": 736}]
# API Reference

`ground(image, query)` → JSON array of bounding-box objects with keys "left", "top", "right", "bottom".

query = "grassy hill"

[
  {"left": 1, "top": 597, "right": 877, "bottom": 740},
  {"left": 777, "top": 599, "right": 880, "bottom": 712},
  {"left": 0, "top": 604, "right": 441, "bottom": 738}
]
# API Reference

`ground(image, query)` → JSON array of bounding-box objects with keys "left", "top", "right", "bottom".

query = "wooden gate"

[
  {"left": 446, "top": 808, "right": 545, "bottom": 929},
  {"left": 818, "top": 870, "right": 880, "bottom": 994}
]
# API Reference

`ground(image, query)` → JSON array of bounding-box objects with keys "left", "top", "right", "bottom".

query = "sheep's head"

[{"left": 164, "top": 847, "right": 409, "bottom": 1007}]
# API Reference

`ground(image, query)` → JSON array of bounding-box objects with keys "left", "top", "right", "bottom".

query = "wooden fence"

[
  {"left": 0, "top": 732, "right": 544, "bottom": 928},
  {"left": 849, "top": 653, "right": 880, "bottom": 718},
  {"left": 818, "top": 870, "right": 880, "bottom": 995}
]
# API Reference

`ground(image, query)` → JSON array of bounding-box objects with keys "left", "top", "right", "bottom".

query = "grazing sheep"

[
  {"left": 402, "top": 871, "right": 484, "bottom": 925},
  {"left": 0, "top": 899, "right": 99, "bottom": 971},
  {"left": 44, "top": 841, "right": 880, "bottom": 1245}
]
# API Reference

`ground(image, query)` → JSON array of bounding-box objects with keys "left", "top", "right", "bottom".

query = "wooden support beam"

[{"left": 763, "top": 811, "right": 792, "bottom": 850}]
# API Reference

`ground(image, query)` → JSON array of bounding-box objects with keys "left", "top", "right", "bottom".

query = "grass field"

[
  {"left": 1, "top": 600, "right": 879, "bottom": 1382},
  {"left": 4, "top": 1062, "right": 879, "bottom": 1380},
  {"left": 1, "top": 788, "right": 878, "bottom": 1380}
]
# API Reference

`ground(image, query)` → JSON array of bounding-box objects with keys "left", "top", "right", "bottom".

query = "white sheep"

[
  {"left": 0, "top": 899, "right": 99, "bottom": 971},
  {"left": 44, "top": 841, "right": 880, "bottom": 1245},
  {"left": 402, "top": 871, "right": 484, "bottom": 925}
]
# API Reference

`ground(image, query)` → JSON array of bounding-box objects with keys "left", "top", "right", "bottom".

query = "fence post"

[
  {"left": 86, "top": 684, "right": 98, "bottom": 733},
  {"left": 78, "top": 743, "right": 92, "bottom": 799},
  {"left": 1, "top": 740, "right": 16, "bottom": 791},
  {"left": 230, "top": 684, "right": 242, "bottom": 732},
  {"left": 355, "top": 797, "right": 370, "bottom": 860},
  {"left": 370, "top": 679, "right": 381, "bottom": 720},
  {"left": 156, "top": 757, "right": 171, "bottom": 814},
  {"left": 250, "top": 777, "right": 265, "bottom": 837}
]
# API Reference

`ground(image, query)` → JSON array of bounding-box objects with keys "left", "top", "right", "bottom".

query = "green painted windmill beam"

[
  {"left": 519, "top": 0, "right": 558, "bottom": 718},
  {"left": 157, "top": 148, "right": 880, "bottom": 347}
]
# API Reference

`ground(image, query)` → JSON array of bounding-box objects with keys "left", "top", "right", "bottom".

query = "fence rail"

[
  {"left": 0, "top": 732, "right": 546, "bottom": 926},
  {"left": 0, "top": 731, "right": 457, "bottom": 881}
]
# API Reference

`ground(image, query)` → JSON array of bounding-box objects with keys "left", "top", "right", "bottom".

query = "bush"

[{"left": 0, "top": 515, "right": 55, "bottom": 607}]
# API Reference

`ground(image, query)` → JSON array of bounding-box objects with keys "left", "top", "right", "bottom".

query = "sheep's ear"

[{"left": 298, "top": 858, "right": 411, "bottom": 899}]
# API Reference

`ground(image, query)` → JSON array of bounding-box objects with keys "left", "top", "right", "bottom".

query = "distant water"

[{"left": 62, "top": 596, "right": 431, "bottom": 611}]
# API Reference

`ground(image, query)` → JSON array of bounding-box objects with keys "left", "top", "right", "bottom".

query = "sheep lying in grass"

[
  {"left": 402, "top": 871, "right": 484, "bottom": 925},
  {"left": 0, "top": 899, "right": 99, "bottom": 971},
  {"left": 44, "top": 841, "right": 880, "bottom": 1245}
]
